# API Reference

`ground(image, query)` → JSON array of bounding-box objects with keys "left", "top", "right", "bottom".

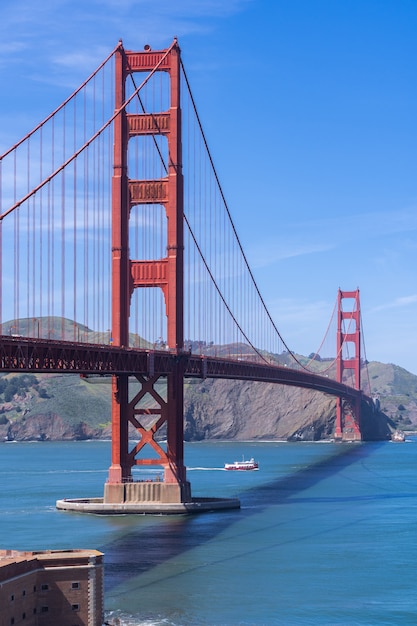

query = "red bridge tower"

[
  {"left": 105, "top": 40, "right": 190, "bottom": 505},
  {"left": 334, "top": 289, "right": 362, "bottom": 441}
]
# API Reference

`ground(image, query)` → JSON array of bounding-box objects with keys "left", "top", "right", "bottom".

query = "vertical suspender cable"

[
  {"left": 51, "top": 116, "right": 55, "bottom": 333},
  {"left": 39, "top": 127, "right": 43, "bottom": 323},
  {"left": 27, "top": 142, "right": 31, "bottom": 326},
  {"left": 61, "top": 106, "right": 66, "bottom": 338},
  {"left": 13, "top": 150, "right": 18, "bottom": 326},
  {"left": 73, "top": 95, "right": 77, "bottom": 339},
  {"left": 0, "top": 160, "right": 2, "bottom": 327}
]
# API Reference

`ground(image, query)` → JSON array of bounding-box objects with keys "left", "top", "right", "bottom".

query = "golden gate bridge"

[{"left": 0, "top": 39, "right": 375, "bottom": 513}]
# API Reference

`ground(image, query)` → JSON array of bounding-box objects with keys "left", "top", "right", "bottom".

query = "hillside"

[
  {"left": 0, "top": 357, "right": 415, "bottom": 442},
  {"left": 365, "top": 361, "right": 417, "bottom": 428}
]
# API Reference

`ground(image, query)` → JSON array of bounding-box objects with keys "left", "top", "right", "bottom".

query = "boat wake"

[{"left": 187, "top": 466, "right": 224, "bottom": 471}]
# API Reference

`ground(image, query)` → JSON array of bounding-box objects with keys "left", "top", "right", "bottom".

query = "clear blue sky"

[{"left": 0, "top": 0, "right": 416, "bottom": 374}]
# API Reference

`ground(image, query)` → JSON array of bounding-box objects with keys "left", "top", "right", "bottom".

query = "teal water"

[{"left": 1, "top": 439, "right": 417, "bottom": 625}]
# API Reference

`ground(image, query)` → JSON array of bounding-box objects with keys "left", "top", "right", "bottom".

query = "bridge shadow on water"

[{"left": 101, "top": 442, "right": 385, "bottom": 593}]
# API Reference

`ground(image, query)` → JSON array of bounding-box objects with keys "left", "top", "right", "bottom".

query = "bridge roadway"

[{"left": 0, "top": 335, "right": 365, "bottom": 406}]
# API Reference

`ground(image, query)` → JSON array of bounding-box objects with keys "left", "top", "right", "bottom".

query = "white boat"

[
  {"left": 391, "top": 430, "right": 405, "bottom": 442},
  {"left": 224, "top": 457, "right": 258, "bottom": 471}
]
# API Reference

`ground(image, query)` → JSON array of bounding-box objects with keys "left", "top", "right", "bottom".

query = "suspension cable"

[
  {"left": 180, "top": 59, "right": 317, "bottom": 371},
  {"left": 0, "top": 42, "right": 123, "bottom": 162}
]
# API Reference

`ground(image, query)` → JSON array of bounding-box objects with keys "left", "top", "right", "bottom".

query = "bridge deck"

[{"left": 0, "top": 336, "right": 363, "bottom": 403}]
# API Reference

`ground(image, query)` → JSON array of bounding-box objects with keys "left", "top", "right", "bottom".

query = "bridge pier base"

[
  {"left": 57, "top": 470, "right": 240, "bottom": 514},
  {"left": 103, "top": 480, "right": 191, "bottom": 505},
  {"left": 57, "top": 479, "right": 239, "bottom": 515},
  {"left": 56, "top": 495, "right": 240, "bottom": 515}
]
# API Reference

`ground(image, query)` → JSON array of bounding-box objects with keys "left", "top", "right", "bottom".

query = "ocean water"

[{"left": 1, "top": 438, "right": 417, "bottom": 625}]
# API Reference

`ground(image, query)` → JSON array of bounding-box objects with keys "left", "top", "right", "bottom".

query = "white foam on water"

[
  {"left": 104, "top": 613, "right": 177, "bottom": 626},
  {"left": 187, "top": 466, "right": 224, "bottom": 471}
]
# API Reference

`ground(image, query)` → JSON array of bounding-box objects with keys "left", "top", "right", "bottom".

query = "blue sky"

[{"left": 0, "top": 0, "right": 416, "bottom": 374}]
